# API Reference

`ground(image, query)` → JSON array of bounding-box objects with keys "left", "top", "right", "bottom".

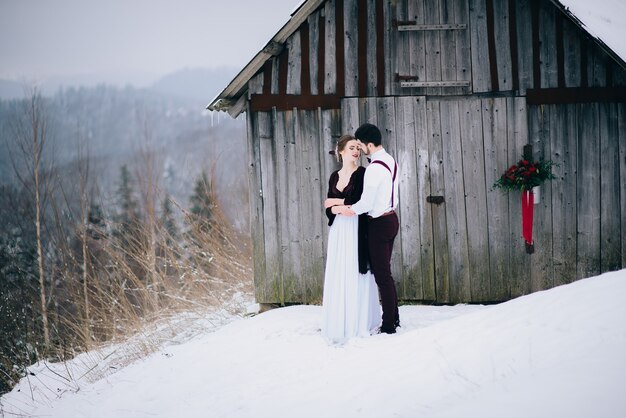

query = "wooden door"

[{"left": 423, "top": 95, "right": 530, "bottom": 303}]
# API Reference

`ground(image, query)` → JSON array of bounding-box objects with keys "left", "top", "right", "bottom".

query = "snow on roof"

[{"left": 557, "top": 0, "right": 626, "bottom": 65}]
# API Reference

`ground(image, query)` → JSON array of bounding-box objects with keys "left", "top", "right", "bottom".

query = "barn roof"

[
  {"left": 207, "top": 0, "right": 626, "bottom": 117},
  {"left": 206, "top": 0, "right": 323, "bottom": 117},
  {"left": 556, "top": 0, "right": 626, "bottom": 67}
]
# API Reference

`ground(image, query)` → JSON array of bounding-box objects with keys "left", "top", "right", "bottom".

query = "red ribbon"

[{"left": 522, "top": 189, "right": 534, "bottom": 248}]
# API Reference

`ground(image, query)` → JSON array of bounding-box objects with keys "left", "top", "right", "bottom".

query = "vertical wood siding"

[
  {"left": 296, "top": 110, "right": 326, "bottom": 302},
  {"left": 250, "top": 0, "right": 625, "bottom": 113},
  {"left": 324, "top": 0, "right": 337, "bottom": 95},
  {"left": 244, "top": 0, "right": 626, "bottom": 304},
  {"left": 599, "top": 103, "right": 621, "bottom": 273},
  {"left": 528, "top": 105, "right": 555, "bottom": 291},
  {"left": 249, "top": 107, "right": 342, "bottom": 304},
  {"left": 576, "top": 103, "right": 601, "bottom": 279},
  {"left": 550, "top": 103, "right": 577, "bottom": 286},
  {"left": 527, "top": 102, "right": 626, "bottom": 285},
  {"left": 257, "top": 112, "right": 282, "bottom": 303},
  {"left": 246, "top": 107, "right": 268, "bottom": 303},
  {"left": 620, "top": 104, "right": 626, "bottom": 267},
  {"left": 469, "top": 0, "right": 492, "bottom": 92},
  {"left": 249, "top": 95, "right": 625, "bottom": 303},
  {"left": 483, "top": 97, "right": 511, "bottom": 301},
  {"left": 438, "top": 99, "right": 472, "bottom": 302},
  {"left": 506, "top": 97, "right": 531, "bottom": 298}
]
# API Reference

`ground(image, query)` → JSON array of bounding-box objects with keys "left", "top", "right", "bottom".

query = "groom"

[{"left": 344, "top": 123, "right": 400, "bottom": 334}]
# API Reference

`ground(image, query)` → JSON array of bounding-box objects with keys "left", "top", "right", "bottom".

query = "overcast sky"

[{"left": 0, "top": 0, "right": 301, "bottom": 84}]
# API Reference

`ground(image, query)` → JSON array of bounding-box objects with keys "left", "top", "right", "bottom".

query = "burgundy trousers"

[{"left": 367, "top": 212, "right": 400, "bottom": 329}]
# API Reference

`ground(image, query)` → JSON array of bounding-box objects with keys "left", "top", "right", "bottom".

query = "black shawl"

[{"left": 325, "top": 166, "right": 370, "bottom": 274}]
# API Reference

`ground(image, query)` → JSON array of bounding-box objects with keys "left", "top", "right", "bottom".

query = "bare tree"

[
  {"left": 8, "top": 87, "right": 54, "bottom": 350},
  {"left": 76, "top": 126, "right": 92, "bottom": 346}
]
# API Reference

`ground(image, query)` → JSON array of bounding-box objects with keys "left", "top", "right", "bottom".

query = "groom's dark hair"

[{"left": 354, "top": 123, "right": 382, "bottom": 146}]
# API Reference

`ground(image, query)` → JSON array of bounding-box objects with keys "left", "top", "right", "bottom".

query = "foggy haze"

[{"left": 0, "top": 0, "right": 301, "bottom": 86}]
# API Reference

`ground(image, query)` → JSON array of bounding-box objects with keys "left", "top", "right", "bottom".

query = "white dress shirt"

[{"left": 351, "top": 148, "right": 399, "bottom": 218}]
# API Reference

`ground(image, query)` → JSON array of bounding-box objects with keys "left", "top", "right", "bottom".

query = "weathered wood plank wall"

[
  {"left": 246, "top": 105, "right": 268, "bottom": 302},
  {"left": 527, "top": 102, "right": 626, "bottom": 284},
  {"left": 248, "top": 107, "right": 343, "bottom": 304},
  {"left": 483, "top": 97, "right": 511, "bottom": 301},
  {"left": 506, "top": 98, "right": 531, "bottom": 298},
  {"left": 470, "top": 0, "right": 626, "bottom": 95},
  {"left": 337, "top": 96, "right": 626, "bottom": 302},
  {"left": 297, "top": 109, "right": 326, "bottom": 302},
  {"left": 248, "top": 96, "right": 626, "bottom": 303},
  {"left": 599, "top": 103, "right": 621, "bottom": 273},
  {"left": 528, "top": 104, "right": 555, "bottom": 291},
  {"left": 249, "top": 0, "right": 625, "bottom": 114},
  {"left": 550, "top": 102, "right": 577, "bottom": 285},
  {"left": 257, "top": 112, "right": 281, "bottom": 302},
  {"left": 244, "top": 0, "right": 626, "bottom": 304},
  {"left": 337, "top": 96, "right": 527, "bottom": 303},
  {"left": 437, "top": 99, "right": 471, "bottom": 302},
  {"left": 620, "top": 103, "right": 626, "bottom": 268}
]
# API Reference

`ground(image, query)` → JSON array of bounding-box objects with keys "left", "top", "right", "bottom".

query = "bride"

[{"left": 321, "top": 134, "right": 381, "bottom": 343}]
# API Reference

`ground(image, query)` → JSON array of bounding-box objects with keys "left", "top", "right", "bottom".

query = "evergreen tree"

[
  {"left": 116, "top": 165, "right": 141, "bottom": 225},
  {"left": 185, "top": 171, "right": 217, "bottom": 274},
  {"left": 188, "top": 171, "right": 214, "bottom": 232},
  {"left": 87, "top": 201, "right": 106, "bottom": 240},
  {"left": 0, "top": 185, "right": 41, "bottom": 394},
  {"left": 189, "top": 171, "right": 214, "bottom": 222},
  {"left": 112, "top": 164, "right": 146, "bottom": 284},
  {"left": 160, "top": 193, "right": 178, "bottom": 242},
  {"left": 113, "top": 165, "right": 142, "bottom": 243}
]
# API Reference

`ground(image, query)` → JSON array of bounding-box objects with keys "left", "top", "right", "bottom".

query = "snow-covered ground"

[{"left": 2, "top": 269, "right": 626, "bottom": 418}]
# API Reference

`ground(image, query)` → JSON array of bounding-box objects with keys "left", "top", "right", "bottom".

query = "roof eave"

[{"left": 207, "top": 0, "right": 325, "bottom": 117}]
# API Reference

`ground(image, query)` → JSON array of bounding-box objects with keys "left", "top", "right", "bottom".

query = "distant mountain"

[
  {"left": 0, "top": 83, "right": 248, "bottom": 229},
  {"left": 0, "top": 66, "right": 238, "bottom": 103},
  {"left": 0, "top": 71, "right": 163, "bottom": 100},
  {"left": 42, "top": 71, "right": 162, "bottom": 92},
  {"left": 149, "top": 67, "right": 239, "bottom": 105}
]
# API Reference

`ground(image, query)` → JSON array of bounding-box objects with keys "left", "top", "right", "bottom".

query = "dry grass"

[
  {"left": 46, "top": 197, "right": 252, "bottom": 385},
  {"left": 0, "top": 153, "right": 256, "bottom": 403},
  {"left": 0, "top": 195, "right": 254, "bottom": 417}
]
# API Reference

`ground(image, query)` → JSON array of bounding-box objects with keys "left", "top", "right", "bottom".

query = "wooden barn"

[{"left": 209, "top": 0, "right": 626, "bottom": 305}]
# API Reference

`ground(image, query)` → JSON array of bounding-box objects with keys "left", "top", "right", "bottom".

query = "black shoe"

[{"left": 379, "top": 325, "right": 396, "bottom": 334}]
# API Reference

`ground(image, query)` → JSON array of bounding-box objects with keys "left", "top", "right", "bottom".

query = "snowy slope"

[{"left": 2, "top": 269, "right": 626, "bottom": 418}]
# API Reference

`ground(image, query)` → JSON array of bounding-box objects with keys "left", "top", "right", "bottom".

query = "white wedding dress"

[{"left": 321, "top": 213, "right": 381, "bottom": 344}]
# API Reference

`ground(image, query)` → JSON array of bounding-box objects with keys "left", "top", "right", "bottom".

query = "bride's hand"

[
  {"left": 324, "top": 198, "right": 344, "bottom": 209},
  {"left": 333, "top": 205, "right": 355, "bottom": 216},
  {"left": 342, "top": 206, "right": 356, "bottom": 217}
]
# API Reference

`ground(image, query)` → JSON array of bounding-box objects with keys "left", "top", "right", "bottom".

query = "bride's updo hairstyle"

[{"left": 329, "top": 134, "right": 355, "bottom": 163}]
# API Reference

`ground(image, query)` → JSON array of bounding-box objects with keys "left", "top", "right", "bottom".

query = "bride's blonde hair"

[{"left": 334, "top": 134, "right": 355, "bottom": 163}]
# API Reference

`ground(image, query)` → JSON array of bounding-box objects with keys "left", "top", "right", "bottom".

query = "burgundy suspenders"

[{"left": 370, "top": 159, "right": 397, "bottom": 207}]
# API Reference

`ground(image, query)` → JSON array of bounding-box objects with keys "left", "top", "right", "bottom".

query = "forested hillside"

[
  {"left": 0, "top": 84, "right": 251, "bottom": 395},
  {"left": 0, "top": 84, "right": 247, "bottom": 223}
]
